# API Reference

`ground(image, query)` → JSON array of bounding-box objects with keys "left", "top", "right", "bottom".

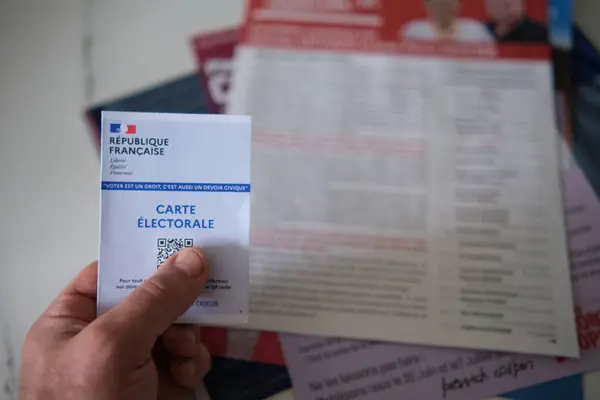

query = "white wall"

[{"left": 0, "top": 2, "right": 93, "bottom": 397}]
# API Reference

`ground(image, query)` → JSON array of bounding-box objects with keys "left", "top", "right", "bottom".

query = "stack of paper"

[
  {"left": 86, "top": 0, "right": 600, "bottom": 398},
  {"left": 187, "top": 1, "right": 597, "bottom": 399}
]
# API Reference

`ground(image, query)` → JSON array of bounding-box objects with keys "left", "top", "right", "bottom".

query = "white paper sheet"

[{"left": 228, "top": 1, "right": 577, "bottom": 357}]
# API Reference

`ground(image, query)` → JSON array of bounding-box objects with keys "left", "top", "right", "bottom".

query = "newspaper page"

[
  {"left": 228, "top": 0, "right": 578, "bottom": 357},
  {"left": 279, "top": 165, "right": 600, "bottom": 400}
]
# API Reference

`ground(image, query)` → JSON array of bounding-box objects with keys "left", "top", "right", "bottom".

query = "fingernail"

[{"left": 173, "top": 248, "right": 206, "bottom": 278}]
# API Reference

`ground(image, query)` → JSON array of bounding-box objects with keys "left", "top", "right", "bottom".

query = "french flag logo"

[{"left": 110, "top": 123, "right": 137, "bottom": 134}]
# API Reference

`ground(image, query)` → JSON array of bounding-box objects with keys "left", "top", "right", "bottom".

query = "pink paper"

[{"left": 190, "top": 27, "right": 239, "bottom": 114}]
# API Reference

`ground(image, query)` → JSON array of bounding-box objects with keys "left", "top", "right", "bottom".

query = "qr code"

[{"left": 157, "top": 238, "right": 194, "bottom": 267}]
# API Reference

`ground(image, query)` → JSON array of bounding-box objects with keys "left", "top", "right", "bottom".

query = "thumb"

[{"left": 93, "top": 247, "right": 209, "bottom": 353}]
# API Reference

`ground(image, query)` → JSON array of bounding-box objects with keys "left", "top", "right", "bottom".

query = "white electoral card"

[{"left": 98, "top": 111, "right": 251, "bottom": 326}]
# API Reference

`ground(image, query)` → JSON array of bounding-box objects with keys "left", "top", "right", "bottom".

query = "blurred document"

[
  {"left": 229, "top": 0, "right": 577, "bottom": 356},
  {"left": 280, "top": 166, "right": 600, "bottom": 400}
]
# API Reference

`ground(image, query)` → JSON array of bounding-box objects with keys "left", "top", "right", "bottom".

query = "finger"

[
  {"left": 168, "top": 344, "right": 212, "bottom": 388},
  {"left": 162, "top": 325, "right": 202, "bottom": 358},
  {"left": 157, "top": 370, "right": 196, "bottom": 400},
  {"left": 35, "top": 262, "right": 98, "bottom": 338},
  {"left": 94, "top": 248, "right": 209, "bottom": 353}
]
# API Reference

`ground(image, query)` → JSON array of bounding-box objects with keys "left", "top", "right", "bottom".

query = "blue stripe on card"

[{"left": 101, "top": 181, "right": 251, "bottom": 192}]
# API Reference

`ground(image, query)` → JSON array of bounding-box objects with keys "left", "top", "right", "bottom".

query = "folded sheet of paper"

[
  {"left": 228, "top": 0, "right": 578, "bottom": 356},
  {"left": 97, "top": 111, "right": 251, "bottom": 325},
  {"left": 280, "top": 165, "right": 600, "bottom": 400}
]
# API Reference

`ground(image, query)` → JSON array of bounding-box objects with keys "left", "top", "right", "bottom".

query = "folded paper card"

[{"left": 97, "top": 111, "right": 251, "bottom": 325}]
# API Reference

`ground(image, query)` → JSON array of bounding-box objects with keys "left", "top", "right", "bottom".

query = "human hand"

[{"left": 20, "top": 248, "right": 212, "bottom": 400}]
